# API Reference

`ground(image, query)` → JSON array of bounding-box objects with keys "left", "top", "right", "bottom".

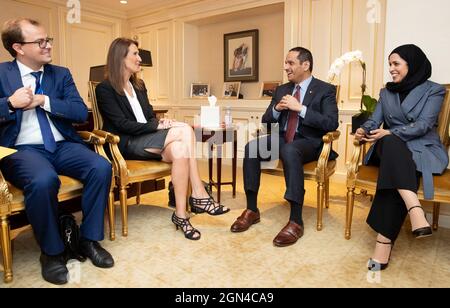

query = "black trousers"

[
  {"left": 366, "top": 135, "right": 420, "bottom": 241},
  {"left": 243, "top": 133, "right": 320, "bottom": 205}
]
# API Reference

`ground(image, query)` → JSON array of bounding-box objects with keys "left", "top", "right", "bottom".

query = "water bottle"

[{"left": 224, "top": 107, "right": 232, "bottom": 127}]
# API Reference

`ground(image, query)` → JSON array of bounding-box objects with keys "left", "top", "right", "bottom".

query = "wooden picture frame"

[
  {"left": 222, "top": 82, "right": 241, "bottom": 99},
  {"left": 224, "top": 29, "right": 259, "bottom": 82},
  {"left": 190, "top": 83, "right": 210, "bottom": 98},
  {"left": 260, "top": 81, "right": 281, "bottom": 99}
]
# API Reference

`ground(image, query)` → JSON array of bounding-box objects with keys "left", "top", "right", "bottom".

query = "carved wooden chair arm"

[
  {"left": 78, "top": 130, "right": 105, "bottom": 145},
  {"left": 316, "top": 130, "right": 340, "bottom": 181},
  {"left": 0, "top": 169, "right": 13, "bottom": 216},
  {"left": 93, "top": 129, "right": 129, "bottom": 185},
  {"left": 346, "top": 139, "right": 364, "bottom": 188}
]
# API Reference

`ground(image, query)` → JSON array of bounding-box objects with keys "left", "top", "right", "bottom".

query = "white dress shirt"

[
  {"left": 15, "top": 60, "right": 65, "bottom": 146},
  {"left": 124, "top": 82, "right": 147, "bottom": 124}
]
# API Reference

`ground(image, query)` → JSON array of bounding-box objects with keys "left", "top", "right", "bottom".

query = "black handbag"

[
  {"left": 168, "top": 180, "right": 212, "bottom": 208},
  {"left": 58, "top": 213, "right": 86, "bottom": 262}
]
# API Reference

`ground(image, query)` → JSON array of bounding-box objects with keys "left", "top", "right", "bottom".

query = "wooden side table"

[{"left": 194, "top": 126, "right": 237, "bottom": 203}]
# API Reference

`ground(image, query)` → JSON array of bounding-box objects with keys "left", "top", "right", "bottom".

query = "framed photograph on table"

[
  {"left": 260, "top": 81, "right": 281, "bottom": 98},
  {"left": 190, "top": 83, "right": 210, "bottom": 98},
  {"left": 224, "top": 29, "right": 259, "bottom": 82},
  {"left": 222, "top": 82, "right": 241, "bottom": 99}
]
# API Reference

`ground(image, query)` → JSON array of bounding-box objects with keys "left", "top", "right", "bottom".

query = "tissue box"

[{"left": 201, "top": 106, "right": 220, "bottom": 128}]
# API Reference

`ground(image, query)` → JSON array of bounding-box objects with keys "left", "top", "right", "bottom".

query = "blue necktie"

[{"left": 30, "top": 71, "right": 57, "bottom": 153}]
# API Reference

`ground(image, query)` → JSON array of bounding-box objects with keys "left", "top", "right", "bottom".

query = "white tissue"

[{"left": 208, "top": 95, "right": 217, "bottom": 107}]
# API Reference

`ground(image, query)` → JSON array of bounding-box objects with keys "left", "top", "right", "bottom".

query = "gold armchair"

[
  {"left": 260, "top": 130, "right": 340, "bottom": 231},
  {"left": 88, "top": 82, "right": 171, "bottom": 237},
  {"left": 0, "top": 132, "right": 114, "bottom": 283},
  {"left": 345, "top": 85, "right": 450, "bottom": 239}
]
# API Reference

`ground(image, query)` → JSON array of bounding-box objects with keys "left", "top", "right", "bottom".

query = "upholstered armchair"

[
  {"left": 88, "top": 82, "right": 171, "bottom": 237},
  {"left": 345, "top": 85, "right": 450, "bottom": 239},
  {"left": 0, "top": 132, "right": 114, "bottom": 283}
]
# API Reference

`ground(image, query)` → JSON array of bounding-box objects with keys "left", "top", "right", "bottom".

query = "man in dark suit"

[
  {"left": 0, "top": 18, "right": 114, "bottom": 284},
  {"left": 230, "top": 47, "right": 339, "bottom": 246}
]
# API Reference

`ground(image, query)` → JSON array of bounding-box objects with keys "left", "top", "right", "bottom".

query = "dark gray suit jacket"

[
  {"left": 262, "top": 77, "right": 339, "bottom": 156},
  {"left": 362, "top": 80, "right": 448, "bottom": 199}
]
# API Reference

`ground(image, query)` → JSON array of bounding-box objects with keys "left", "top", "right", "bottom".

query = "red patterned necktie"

[{"left": 285, "top": 85, "right": 301, "bottom": 143}]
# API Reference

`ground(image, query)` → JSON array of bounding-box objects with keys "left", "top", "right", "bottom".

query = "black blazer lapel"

[
  {"left": 41, "top": 64, "right": 54, "bottom": 96},
  {"left": 117, "top": 91, "right": 136, "bottom": 120},
  {"left": 279, "top": 83, "right": 295, "bottom": 128},
  {"left": 135, "top": 89, "right": 151, "bottom": 116},
  {"left": 301, "top": 77, "right": 318, "bottom": 107}
]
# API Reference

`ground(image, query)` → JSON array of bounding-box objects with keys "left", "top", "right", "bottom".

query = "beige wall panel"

[
  {"left": 308, "top": 0, "right": 333, "bottom": 80},
  {"left": 156, "top": 27, "right": 170, "bottom": 99},
  {"left": 64, "top": 20, "right": 114, "bottom": 105},
  {"left": 193, "top": 7, "right": 284, "bottom": 99},
  {"left": 134, "top": 22, "right": 172, "bottom": 103}
]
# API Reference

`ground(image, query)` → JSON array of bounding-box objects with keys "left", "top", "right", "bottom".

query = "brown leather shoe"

[
  {"left": 230, "top": 209, "right": 260, "bottom": 232},
  {"left": 273, "top": 221, "right": 304, "bottom": 247}
]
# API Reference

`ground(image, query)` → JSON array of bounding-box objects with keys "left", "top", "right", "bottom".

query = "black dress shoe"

[
  {"left": 40, "top": 253, "right": 68, "bottom": 285},
  {"left": 79, "top": 239, "right": 114, "bottom": 268}
]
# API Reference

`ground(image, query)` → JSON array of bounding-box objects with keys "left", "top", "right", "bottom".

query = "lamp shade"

[{"left": 139, "top": 49, "right": 152, "bottom": 67}]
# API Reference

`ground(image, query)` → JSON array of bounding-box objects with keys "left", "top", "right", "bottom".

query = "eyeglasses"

[{"left": 17, "top": 37, "right": 54, "bottom": 49}]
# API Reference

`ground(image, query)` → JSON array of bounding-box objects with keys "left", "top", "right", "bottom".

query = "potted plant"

[{"left": 327, "top": 50, "right": 377, "bottom": 133}]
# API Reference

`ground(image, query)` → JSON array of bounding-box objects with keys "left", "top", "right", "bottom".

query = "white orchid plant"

[{"left": 327, "top": 50, "right": 377, "bottom": 114}]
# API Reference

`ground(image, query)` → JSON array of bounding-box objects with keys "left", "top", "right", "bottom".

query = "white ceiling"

[{"left": 82, "top": 0, "right": 190, "bottom": 13}]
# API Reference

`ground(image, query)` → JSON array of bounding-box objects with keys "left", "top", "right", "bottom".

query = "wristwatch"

[{"left": 7, "top": 98, "right": 16, "bottom": 111}]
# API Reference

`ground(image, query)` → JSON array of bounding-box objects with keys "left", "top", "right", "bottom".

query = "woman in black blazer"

[{"left": 96, "top": 38, "right": 229, "bottom": 240}]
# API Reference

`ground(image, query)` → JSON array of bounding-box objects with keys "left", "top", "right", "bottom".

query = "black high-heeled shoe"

[
  {"left": 408, "top": 205, "right": 433, "bottom": 238},
  {"left": 189, "top": 196, "right": 230, "bottom": 216},
  {"left": 368, "top": 240, "right": 393, "bottom": 271},
  {"left": 171, "top": 212, "right": 201, "bottom": 240}
]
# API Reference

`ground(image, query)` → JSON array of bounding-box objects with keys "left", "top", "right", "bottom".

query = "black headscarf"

[{"left": 386, "top": 44, "right": 432, "bottom": 102}]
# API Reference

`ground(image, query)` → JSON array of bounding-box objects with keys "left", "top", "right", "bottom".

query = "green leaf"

[{"left": 361, "top": 95, "right": 377, "bottom": 114}]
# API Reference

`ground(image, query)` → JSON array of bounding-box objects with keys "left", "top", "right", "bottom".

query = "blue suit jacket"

[
  {"left": 0, "top": 60, "right": 87, "bottom": 147},
  {"left": 362, "top": 81, "right": 448, "bottom": 199}
]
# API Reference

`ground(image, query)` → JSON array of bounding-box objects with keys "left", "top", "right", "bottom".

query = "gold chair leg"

[
  {"left": 108, "top": 190, "right": 115, "bottom": 241},
  {"left": 120, "top": 186, "right": 128, "bottom": 237},
  {"left": 325, "top": 178, "right": 330, "bottom": 209},
  {"left": 316, "top": 182, "right": 324, "bottom": 231},
  {"left": 345, "top": 187, "right": 355, "bottom": 240},
  {"left": 136, "top": 182, "right": 141, "bottom": 205},
  {"left": 0, "top": 216, "right": 13, "bottom": 283},
  {"left": 433, "top": 202, "right": 440, "bottom": 231}
]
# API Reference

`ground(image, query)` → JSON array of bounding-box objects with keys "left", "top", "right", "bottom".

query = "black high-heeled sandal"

[
  {"left": 368, "top": 240, "right": 393, "bottom": 271},
  {"left": 408, "top": 205, "right": 432, "bottom": 238},
  {"left": 189, "top": 196, "right": 230, "bottom": 216},
  {"left": 171, "top": 212, "right": 201, "bottom": 240}
]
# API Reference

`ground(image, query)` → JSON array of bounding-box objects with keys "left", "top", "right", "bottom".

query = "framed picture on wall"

[
  {"left": 224, "top": 29, "right": 259, "bottom": 82},
  {"left": 259, "top": 81, "right": 281, "bottom": 98},
  {"left": 222, "top": 82, "right": 241, "bottom": 99},
  {"left": 190, "top": 83, "right": 210, "bottom": 98}
]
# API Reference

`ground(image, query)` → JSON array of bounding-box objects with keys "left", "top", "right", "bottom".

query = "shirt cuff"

[
  {"left": 298, "top": 105, "right": 307, "bottom": 118},
  {"left": 272, "top": 106, "right": 281, "bottom": 120},
  {"left": 42, "top": 95, "right": 51, "bottom": 112}
]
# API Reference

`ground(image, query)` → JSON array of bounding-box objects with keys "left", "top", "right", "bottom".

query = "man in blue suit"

[{"left": 0, "top": 18, "right": 114, "bottom": 284}]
